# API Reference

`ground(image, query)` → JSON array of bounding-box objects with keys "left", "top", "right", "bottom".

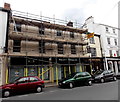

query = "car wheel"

[
  {"left": 88, "top": 80, "right": 92, "bottom": 86},
  {"left": 100, "top": 78, "right": 104, "bottom": 83},
  {"left": 3, "top": 90, "right": 10, "bottom": 97},
  {"left": 36, "top": 86, "right": 42, "bottom": 93},
  {"left": 113, "top": 76, "right": 117, "bottom": 81},
  {"left": 69, "top": 82, "right": 74, "bottom": 88}
]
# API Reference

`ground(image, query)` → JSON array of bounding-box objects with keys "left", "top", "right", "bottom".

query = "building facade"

[
  {"left": 82, "top": 16, "right": 120, "bottom": 75},
  {"left": 0, "top": 6, "right": 96, "bottom": 85}
]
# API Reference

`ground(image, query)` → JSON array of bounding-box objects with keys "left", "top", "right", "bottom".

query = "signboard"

[{"left": 0, "top": 10, "right": 8, "bottom": 54}]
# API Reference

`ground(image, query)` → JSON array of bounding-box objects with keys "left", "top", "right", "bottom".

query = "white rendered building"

[{"left": 82, "top": 16, "right": 120, "bottom": 75}]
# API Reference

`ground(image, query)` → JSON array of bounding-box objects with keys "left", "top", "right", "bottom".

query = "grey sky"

[{"left": 0, "top": 0, "right": 119, "bottom": 27}]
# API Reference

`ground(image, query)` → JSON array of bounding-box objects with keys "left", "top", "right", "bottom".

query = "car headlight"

[{"left": 62, "top": 81, "right": 66, "bottom": 84}]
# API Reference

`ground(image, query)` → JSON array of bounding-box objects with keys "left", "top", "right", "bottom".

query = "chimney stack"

[
  {"left": 67, "top": 21, "right": 73, "bottom": 27},
  {"left": 4, "top": 3, "right": 11, "bottom": 10}
]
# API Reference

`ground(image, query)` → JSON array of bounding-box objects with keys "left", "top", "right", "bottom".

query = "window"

[
  {"left": 116, "top": 51, "right": 119, "bottom": 57},
  {"left": 58, "top": 43, "right": 64, "bottom": 54},
  {"left": 113, "top": 29, "right": 115, "bottom": 33},
  {"left": 106, "top": 27, "right": 109, "bottom": 32},
  {"left": 70, "top": 32, "right": 74, "bottom": 38},
  {"left": 14, "top": 23, "right": 21, "bottom": 32},
  {"left": 13, "top": 40, "right": 21, "bottom": 52},
  {"left": 89, "top": 37, "right": 95, "bottom": 44},
  {"left": 39, "top": 25, "right": 44, "bottom": 35},
  {"left": 107, "top": 38, "right": 110, "bottom": 44},
  {"left": 18, "top": 77, "right": 29, "bottom": 84},
  {"left": 90, "top": 48, "right": 96, "bottom": 57},
  {"left": 71, "top": 44, "right": 76, "bottom": 54},
  {"left": 39, "top": 40, "right": 45, "bottom": 53},
  {"left": 114, "top": 39, "right": 117, "bottom": 45},
  {"left": 57, "top": 30, "right": 62, "bottom": 36},
  {"left": 29, "top": 77, "right": 38, "bottom": 82},
  {"left": 109, "top": 50, "right": 112, "bottom": 57}
]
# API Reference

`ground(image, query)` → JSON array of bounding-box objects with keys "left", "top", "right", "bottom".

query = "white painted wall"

[
  {"left": 83, "top": 17, "right": 119, "bottom": 57},
  {"left": 0, "top": 11, "right": 8, "bottom": 54}
]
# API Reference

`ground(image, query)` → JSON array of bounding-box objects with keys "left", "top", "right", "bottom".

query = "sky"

[{"left": 0, "top": 0, "right": 119, "bottom": 27}]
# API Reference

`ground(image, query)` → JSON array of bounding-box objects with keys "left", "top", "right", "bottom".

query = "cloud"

[{"left": 61, "top": 8, "right": 86, "bottom": 26}]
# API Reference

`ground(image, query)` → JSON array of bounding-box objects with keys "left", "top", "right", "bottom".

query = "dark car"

[
  {"left": 58, "top": 72, "right": 93, "bottom": 88},
  {"left": 92, "top": 70, "right": 117, "bottom": 83},
  {"left": 0, "top": 76, "right": 45, "bottom": 97}
]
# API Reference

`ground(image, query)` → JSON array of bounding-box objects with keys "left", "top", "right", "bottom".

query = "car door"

[
  {"left": 14, "top": 77, "right": 29, "bottom": 93},
  {"left": 74, "top": 73, "right": 85, "bottom": 85},
  {"left": 28, "top": 77, "right": 40, "bottom": 91},
  {"left": 103, "top": 71, "right": 109, "bottom": 81}
]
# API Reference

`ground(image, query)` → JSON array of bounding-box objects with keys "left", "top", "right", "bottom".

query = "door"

[
  {"left": 28, "top": 77, "right": 40, "bottom": 91},
  {"left": 14, "top": 77, "right": 29, "bottom": 93}
]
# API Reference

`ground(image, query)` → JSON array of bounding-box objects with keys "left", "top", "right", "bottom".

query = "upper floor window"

[
  {"left": 114, "top": 39, "right": 117, "bottom": 45},
  {"left": 89, "top": 37, "right": 95, "bottom": 44},
  {"left": 58, "top": 43, "right": 64, "bottom": 54},
  {"left": 14, "top": 23, "right": 21, "bottom": 32},
  {"left": 109, "top": 50, "right": 112, "bottom": 57},
  {"left": 90, "top": 48, "right": 96, "bottom": 57},
  {"left": 39, "top": 25, "right": 44, "bottom": 35},
  {"left": 57, "top": 30, "right": 62, "bottom": 36},
  {"left": 71, "top": 44, "right": 76, "bottom": 54},
  {"left": 107, "top": 38, "right": 110, "bottom": 44},
  {"left": 70, "top": 32, "right": 74, "bottom": 38},
  {"left": 13, "top": 40, "right": 21, "bottom": 52},
  {"left": 113, "top": 29, "right": 115, "bottom": 33},
  {"left": 116, "top": 51, "right": 119, "bottom": 57},
  {"left": 39, "top": 40, "right": 45, "bottom": 53},
  {"left": 106, "top": 27, "right": 109, "bottom": 32}
]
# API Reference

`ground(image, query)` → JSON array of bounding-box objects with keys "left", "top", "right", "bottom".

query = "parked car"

[
  {"left": 0, "top": 76, "right": 45, "bottom": 97},
  {"left": 92, "top": 70, "right": 117, "bottom": 83},
  {"left": 58, "top": 72, "right": 93, "bottom": 88},
  {"left": 116, "top": 73, "right": 120, "bottom": 79}
]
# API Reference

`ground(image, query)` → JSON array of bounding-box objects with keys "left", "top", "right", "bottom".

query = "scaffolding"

[{"left": 7, "top": 10, "right": 90, "bottom": 84}]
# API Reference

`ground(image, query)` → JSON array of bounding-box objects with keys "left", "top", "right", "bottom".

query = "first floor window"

[
  {"left": 13, "top": 40, "right": 21, "bottom": 52},
  {"left": 71, "top": 44, "right": 76, "bottom": 54},
  {"left": 58, "top": 43, "right": 64, "bottom": 54},
  {"left": 90, "top": 48, "right": 96, "bottom": 57},
  {"left": 39, "top": 40, "right": 45, "bottom": 53},
  {"left": 109, "top": 50, "right": 112, "bottom": 57}
]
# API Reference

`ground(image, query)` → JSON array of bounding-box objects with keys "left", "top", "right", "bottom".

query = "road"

[{"left": 2, "top": 80, "right": 119, "bottom": 101}]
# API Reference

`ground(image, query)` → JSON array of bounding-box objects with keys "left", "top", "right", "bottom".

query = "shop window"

[
  {"left": 70, "top": 32, "right": 74, "bottom": 38},
  {"left": 90, "top": 48, "right": 96, "bottom": 57},
  {"left": 116, "top": 51, "right": 119, "bottom": 57},
  {"left": 58, "top": 43, "right": 64, "bottom": 54},
  {"left": 14, "top": 23, "right": 21, "bottom": 32},
  {"left": 118, "top": 61, "right": 120, "bottom": 72},
  {"left": 71, "top": 44, "right": 76, "bottom": 54},
  {"left": 13, "top": 40, "right": 21, "bottom": 52},
  {"left": 39, "top": 40, "right": 45, "bottom": 53}
]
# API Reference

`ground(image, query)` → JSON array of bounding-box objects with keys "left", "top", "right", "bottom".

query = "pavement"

[{"left": 44, "top": 82, "right": 58, "bottom": 88}]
